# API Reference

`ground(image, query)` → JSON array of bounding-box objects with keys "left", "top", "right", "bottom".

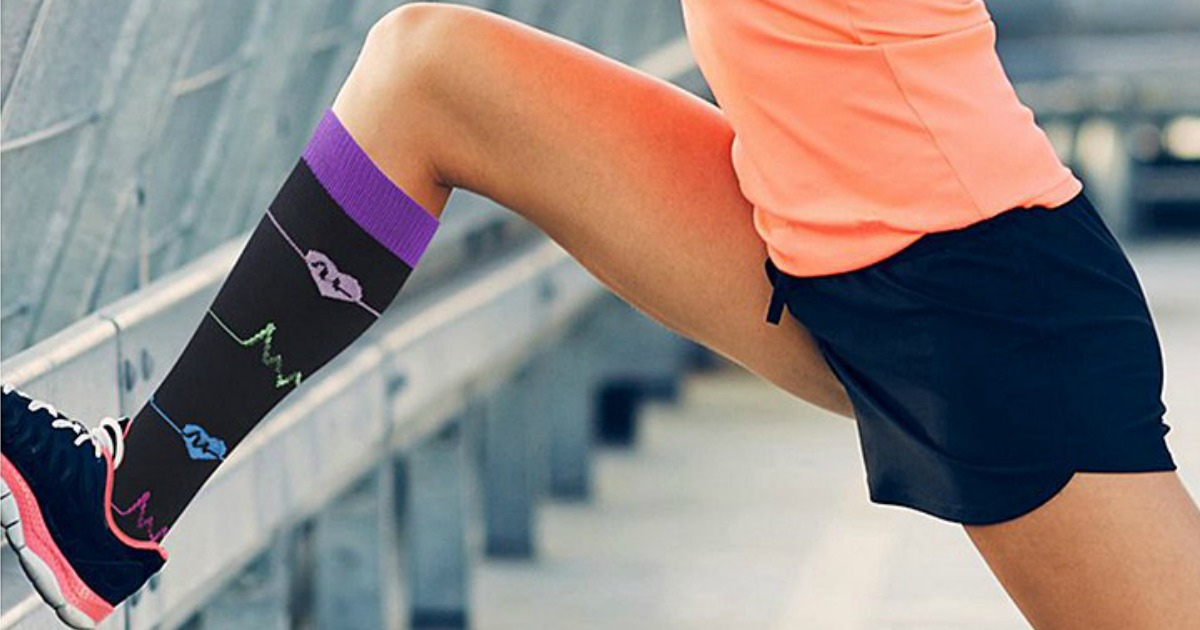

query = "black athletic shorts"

[{"left": 764, "top": 193, "right": 1176, "bottom": 525}]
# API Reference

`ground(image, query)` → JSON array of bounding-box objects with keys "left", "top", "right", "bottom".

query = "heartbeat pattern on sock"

[
  {"left": 207, "top": 309, "right": 304, "bottom": 390},
  {"left": 266, "top": 209, "right": 382, "bottom": 318},
  {"left": 113, "top": 491, "right": 169, "bottom": 543},
  {"left": 147, "top": 397, "right": 227, "bottom": 461},
  {"left": 111, "top": 109, "right": 439, "bottom": 543}
]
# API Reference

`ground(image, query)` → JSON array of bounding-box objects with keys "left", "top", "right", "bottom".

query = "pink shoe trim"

[
  {"left": 1, "top": 454, "right": 115, "bottom": 623},
  {"left": 101, "top": 451, "right": 169, "bottom": 561}
]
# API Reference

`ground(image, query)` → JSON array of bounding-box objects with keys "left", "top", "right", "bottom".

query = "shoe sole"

[{"left": 1, "top": 454, "right": 114, "bottom": 629}]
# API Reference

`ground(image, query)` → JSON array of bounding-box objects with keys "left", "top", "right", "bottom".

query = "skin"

[{"left": 332, "top": 4, "right": 1200, "bottom": 627}]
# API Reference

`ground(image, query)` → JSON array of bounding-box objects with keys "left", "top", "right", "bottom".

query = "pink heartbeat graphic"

[
  {"left": 113, "top": 491, "right": 169, "bottom": 543},
  {"left": 265, "top": 209, "right": 381, "bottom": 318}
]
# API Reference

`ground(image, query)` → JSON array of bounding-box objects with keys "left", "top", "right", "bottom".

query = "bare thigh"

[
  {"left": 330, "top": 3, "right": 850, "bottom": 416},
  {"left": 967, "top": 472, "right": 1200, "bottom": 629}
]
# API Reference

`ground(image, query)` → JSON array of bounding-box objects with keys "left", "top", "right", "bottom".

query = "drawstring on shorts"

[{"left": 764, "top": 258, "right": 788, "bottom": 325}]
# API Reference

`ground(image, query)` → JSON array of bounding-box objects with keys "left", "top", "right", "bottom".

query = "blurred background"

[
  {"left": 1, "top": 0, "right": 1199, "bottom": 356},
  {"left": 2, "top": 1, "right": 1198, "bottom": 629}
]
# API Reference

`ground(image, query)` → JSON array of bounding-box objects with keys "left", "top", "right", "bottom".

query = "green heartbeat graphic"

[{"left": 208, "top": 310, "right": 303, "bottom": 389}]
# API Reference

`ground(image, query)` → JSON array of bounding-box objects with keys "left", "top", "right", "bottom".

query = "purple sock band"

[{"left": 301, "top": 109, "right": 439, "bottom": 268}]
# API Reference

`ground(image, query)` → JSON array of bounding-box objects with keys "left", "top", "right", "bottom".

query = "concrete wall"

[{"left": 0, "top": 0, "right": 683, "bottom": 356}]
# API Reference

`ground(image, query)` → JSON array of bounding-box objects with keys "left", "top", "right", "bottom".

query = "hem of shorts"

[
  {"left": 866, "top": 456, "right": 1179, "bottom": 526},
  {"left": 1074, "top": 452, "right": 1178, "bottom": 476},
  {"left": 867, "top": 467, "right": 1076, "bottom": 526}
]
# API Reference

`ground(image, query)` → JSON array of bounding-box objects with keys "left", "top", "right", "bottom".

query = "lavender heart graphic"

[
  {"left": 181, "top": 424, "right": 228, "bottom": 461},
  {"left": 304, "top": 250, "right": 363, "bottom": 303}
]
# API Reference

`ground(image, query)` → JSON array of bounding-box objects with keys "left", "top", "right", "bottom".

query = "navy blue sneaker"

[{"left": 1, "top": 384, "right": 167, "bottom": 629}]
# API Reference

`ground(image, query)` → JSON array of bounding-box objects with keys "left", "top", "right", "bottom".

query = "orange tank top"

[{"left": 679, "top": 0, "right": 1082, "bottom": 276}]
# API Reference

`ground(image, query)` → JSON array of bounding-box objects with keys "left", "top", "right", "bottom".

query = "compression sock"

[{"left": 110, "top": 109, "right": 438, "bottom": 542}]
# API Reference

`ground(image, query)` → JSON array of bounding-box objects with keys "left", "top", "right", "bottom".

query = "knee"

[
  {"left": 357, "top": 3, "right": 478, "bottom": 94},
  {"left": 368, "top": 2, "right": 458, "bottom": 52}
]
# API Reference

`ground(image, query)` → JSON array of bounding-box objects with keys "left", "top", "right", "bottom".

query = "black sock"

[{"left": 111, "top": 110, "right": 438, "bottom": 542}]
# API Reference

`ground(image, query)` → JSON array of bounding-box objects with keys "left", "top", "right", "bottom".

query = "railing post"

[
  {"left": 588, "top": 297, "right": 689, "bottom": 447},
  {"left": 483, "top": 367, "right": 537, "bottom": 558},
  {"left": 405, "top": 418, "right": 469, "bottom": 629},
  {"left": 313, "top": 471, "right": 395, "bottom": 630},
  {"left": 539, "top": 331, "right": 599, "bottom": 501},
  {"left": 192, "top": 540, "right": 290, "bottom": 630}
]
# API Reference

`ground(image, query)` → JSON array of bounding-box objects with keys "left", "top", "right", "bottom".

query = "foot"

[{"left": 1, "top": 384, "right": 167, "bottom": 629}]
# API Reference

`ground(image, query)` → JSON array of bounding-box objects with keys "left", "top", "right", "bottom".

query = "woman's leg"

[
  {"left": 95, "top": 0, "right": 848, "bottom": 545},
  {"left": 3, "top": 6, "right": 852, "bottom": 625},
  {"left": 335, "top": 10, "right": 1200, "bottom": 627},
  {"left": 967, "top": 472, "right": 1200, "bottom": 629},
  {"left": 330, "top": 3, "right": 850, "bottom": 416}
]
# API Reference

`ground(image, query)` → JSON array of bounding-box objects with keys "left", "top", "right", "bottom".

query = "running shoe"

[{"left": 1, "top": 384, "right": 167, "bottom": 629}]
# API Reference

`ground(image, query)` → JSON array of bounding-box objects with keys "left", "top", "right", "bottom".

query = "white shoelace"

[{"left": 3, "top": 383, "right": 125, "bottom": 468}]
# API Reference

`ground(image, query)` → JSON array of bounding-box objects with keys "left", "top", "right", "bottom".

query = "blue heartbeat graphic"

[{"left": 149, "top": 397, "right": 227, "bottom": 461}]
